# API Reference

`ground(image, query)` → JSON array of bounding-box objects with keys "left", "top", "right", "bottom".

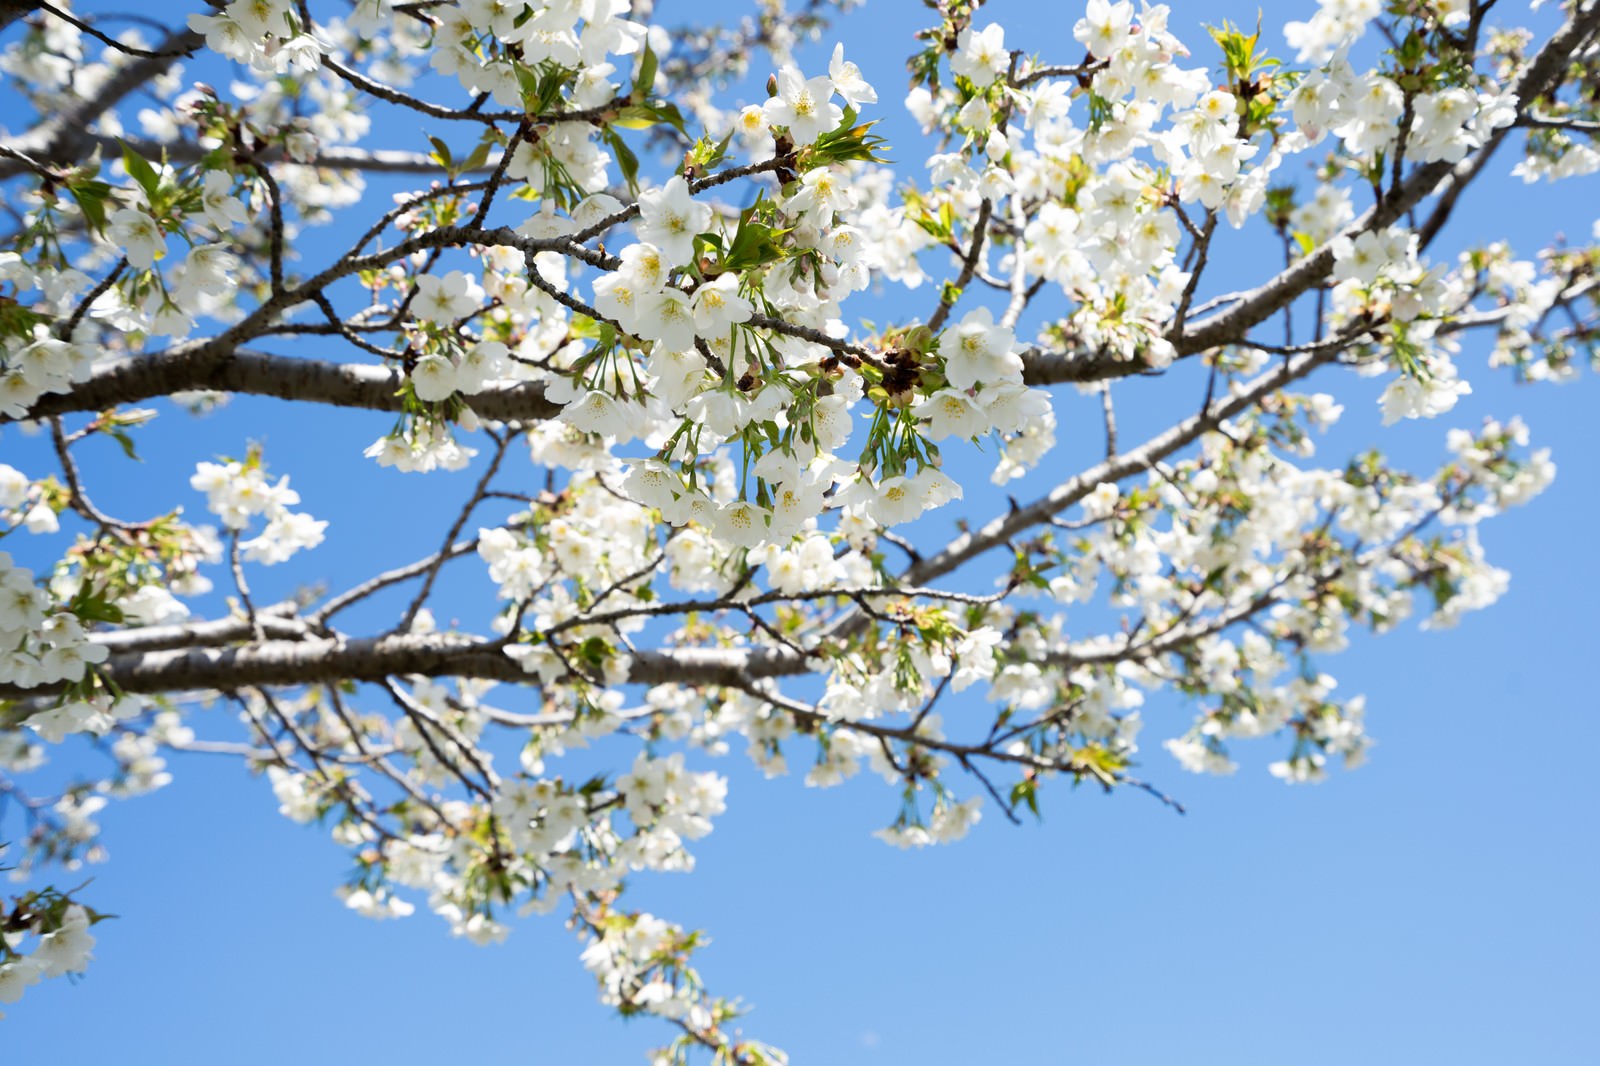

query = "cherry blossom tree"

[{"left": 1, "top": 0, "right": 1597, "bottom": 1058}]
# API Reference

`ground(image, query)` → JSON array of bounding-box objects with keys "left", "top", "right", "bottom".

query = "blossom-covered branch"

[{"left": 3, "top": 0, "right": 1599, "bottom": 1056}]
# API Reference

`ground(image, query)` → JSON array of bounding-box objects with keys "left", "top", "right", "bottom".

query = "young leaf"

[{"left": 119, "top": 142, "right": 161, "bottom": 204}]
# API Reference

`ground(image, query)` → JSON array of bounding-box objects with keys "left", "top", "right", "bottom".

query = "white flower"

[
  {"left": 715, "top": 499, "right": 770, "bottom": 547},
  {"left": 951, "top": 24, "right": 1008, "bottom": 87},
  {"left": 341, "top": 886, "right": 416, "bottom": 920},
  {"left": 647, "top": 344, "right": 709, "bottom": 410},
  {"left": 455, "top": 341, "right": 509, "bottom": 393},
  {"left": 951, "top": 628, "right": 1002, "bottom": 692},
  {"left": 173, "top": 243, "right": 241, "bottom": 302},
  {"left": 929, "top": 797, "right": 983, "bottom": 842},
  {"left": 733, "top": 104, "right": 770, "bottom": 144},
  {"left": 937, "top": 307, "right": 1020, "bottom": 389},
  {"left": 786, "top": 165, "right": 853, "bottom": 224},
  {"left": 762, "top": 65, "right": 842, "bottom": 145},
  {"left": 623, "top": 459, "right": 685, "bottom": 513},
  {"left": 22, "top": 501, "right": 57, "bottom": 535},
  {"left": 1331, "top": 230, "right": 1396, "bottom": 286},
  {"left": 1165, "top": 736, "right": 1238, "bottom": 775},
  {"left": 34, "top": 906, "right": 95, "bottom": 978},
  {"left": 617, "top": 242, "right": 669, "bottom": 292},
  {"left": 412, "top": 271, "right": 483, "bottom": 322},
  {"left": 690, "top": 274, "right": 752, "bottom": 334},
  {"left": 592, "top": 271, "right": 645, "bottom": 334},
  {"left": 913, "top": 389, "right": 989, "bottom": 441},
  {"left": 635, "top": 177, "right": 711, "bottom": 267},
  {"left": 956, "top": 95, "right": 993, "bottom": 132},
  {"left": 268, "top": 766, "right": 320, "bottom": 822},
  {"left": 187, "top": 11, "right": 254, "bottom": 62},
  {"left": 410, "top": 354, "right": 459, "bottom": 402},
  {"left": 634, "top": 288, "right": 697, "bottom": 350},
  {"left": 561, "top": 390, "right": 641, "bottom": 440},
  {"left": 190, "top": 460, "right": 302, "bottom": 529},
  {"left": 118, "top": 585, "right": 190, "bottom": 626},
  {"left": 1083, "top": 481, "right": 1120, "bottom": 519},
  {"left": 0, "top": 957, "right": 43, "bottom": 1006},
  {"left": 240, "top": 511, "right": 328, "bottom": 564},
  {"left": 828, "top": 43, "right": 877, "bottom": 107},
  {"left": 980, "top": 383, "right": 1051, "bottom": 435},
  {"left": 1379, "top": 362, "right": 1471, "bottom": 425},
  {"left": 864, "top": 467, "right": 962, "bottom": 528},
  {"left": 199, "top": 170, "right": 250, "bottom": 230},
  {"left": 1074, "top": 0, "right": 1134, "bottom": 58},
  {"left": 107, "top": 208, "right": 166, "bottom": 270},
  {"left": 1269, "top": 753, "right": 1327, "bottom": 784},
  {"left": 229, "top": 0, "right": 292, "bottom": 38}
]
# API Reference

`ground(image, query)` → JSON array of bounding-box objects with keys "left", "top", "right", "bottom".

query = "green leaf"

[
  {"left": 515, "top": 62, "right": 577, "bottom": 113},
  {"left": 119, "top": 142, "right": 161, "bottom": 204},
  {"left": 67, "top": 178, "right": 114, "bottom": 234},
  {"left": 912, "top": 204, "right": 951, "bottom": 242},
  {"left": 427, "top": 135, "right": 455, "bottom": 174},
  {"left": 649, "top": 101, "right": 690, "bottom": 138},
  {"left": 576, "top": 635, "right": 612, "bottom": 668},
  {"left": 70, "top": 583, "right": 125, "bottom": 625},
  {"left": 460, "top": 139, "right": 493, "bottom": 176},
  {"left": 723, "top": 203, "right": 791, "bottom": 272},
  {"left": 610, "top": 106, "right": 657, "bottom": 130},
  {"left": 633, "top": 44, "right": 658, "bottom": 100},
  {"left": 513, "top": 61, "right": 541, "bottom": 101},
  {"left": 0, "top": 296, "right": 50, "bottom": 340},
  {"left": 107, "top": 428, "right": 142, "bottom": 462},
  {"left": 1009, "top": 778, "right": 1041, "bottom": 818},
  {"left": 603, "top": 128, "right": 640, "bottom": 193},
  {"left": 533, "top": 64, "right": 574, "bottom": 113},
  {"left": 807, "top": 117, "right": 891, "bottom": 166},
  {"left": 611, "top": 102, "right": 689, "bottom": 139},
  {"left": 685, "top": 131, "right": 734, "bottom": 174}
]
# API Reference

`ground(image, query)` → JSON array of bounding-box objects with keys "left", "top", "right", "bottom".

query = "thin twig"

[
  {"left": 397, "top": 432, "right": 515, "bottom": 633},
  {"left": 35, "top": 2, "right": 198, "bottom": 59},
  {"left": 228, "top": 531, "right": 266, "bottom": 643},
  {"left": 926, "top": 197, "right": 992, "bottom": 334}
]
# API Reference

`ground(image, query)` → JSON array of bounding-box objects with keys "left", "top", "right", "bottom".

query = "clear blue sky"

[{"left": 5, "top": 2, "right": 1598, "bottom": 1063}]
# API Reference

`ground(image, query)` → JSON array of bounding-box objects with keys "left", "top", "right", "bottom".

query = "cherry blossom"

[{"left": 0, "top": 1, "right": 1597, "bottom": 1059}]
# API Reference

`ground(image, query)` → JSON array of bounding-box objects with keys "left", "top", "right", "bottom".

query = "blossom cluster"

[
  {"left": 190, "top": 456, "right": 327, "bottom": 564},
  {"left": 189, "top": 0, "right": 329, "bottom": 76},
  {"left": 0, "top": 462, "right": 60, "bottom": 537},
  {"left": 0, "top": 322, "right": 95, "bottom": 421},
  {"left": 0, "top": 553, "right": 108, "bottom": 692},
  {"left": 0, "top": 900, "right": 96, "bottom": 1017}
]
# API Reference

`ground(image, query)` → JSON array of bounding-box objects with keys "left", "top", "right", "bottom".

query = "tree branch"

[
  {"left": 0, "top": 636, "right": 811, "bottom": 723},
  {"left": 1169, "top": 4, "right": 1600, "bottom": 356},
  {"left": 896, "top": 337, "right": 1355, "bottom": 593},
  {"left": 12, "top": 348, "right": 561, "bottom": 422}
]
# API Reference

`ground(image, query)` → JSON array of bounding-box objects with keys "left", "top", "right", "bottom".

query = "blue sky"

[{"left": 4, "top": 1, "right": 1599, "bottom": 1063}]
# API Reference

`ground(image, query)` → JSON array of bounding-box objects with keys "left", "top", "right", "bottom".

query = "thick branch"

[
  {"left": 0, "top": 0, "right": 41, "bottom": 31},
  {"left": 16, "top": 319, "right": 1133, "bottom": 420},
  {"left": 15, "top": 348, "right": 560, "bottom": 421},
  {"left": 67, "top": 135, "right": 498, "bottom": 174},
  {"left": 0, "top": 635, "right": 810, "bottom": 722},
  {"left": 92, "top": 607, "right": 307, "bottom": 653}
]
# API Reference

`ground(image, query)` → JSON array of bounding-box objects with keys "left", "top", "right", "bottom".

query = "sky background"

[{"left": 4, "top": 1, "right": 1599, "bottom": 1063}]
